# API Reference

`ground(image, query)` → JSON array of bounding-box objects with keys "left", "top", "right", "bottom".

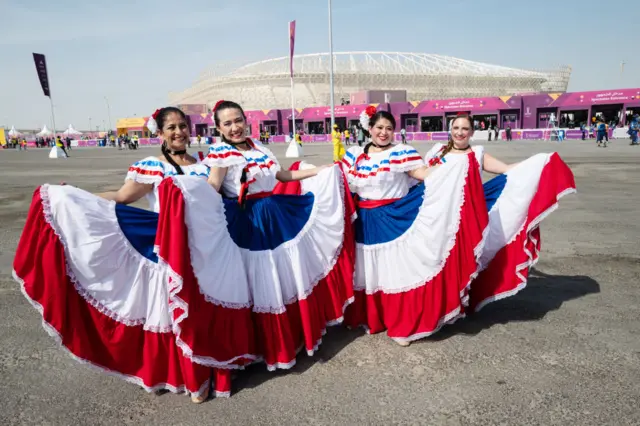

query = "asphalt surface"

[{"left": 1, "top": 140, "right": 639, "bottom": 425}]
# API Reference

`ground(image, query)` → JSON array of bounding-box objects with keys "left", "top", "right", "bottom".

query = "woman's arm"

[
  {"left": 407, "top": 165, "right": 436, "bottom": 181},
  {"left": 276, "top": 164, "right": 332, "bottom": 182},
  {"left": 207, "top": 166, "right": 228, "bottom": 192},
  {"left": 97, "top": 180, "right": 153, "bottom": 204},
  {"left": 483, "top": 153, "right": 518, "bottom": 174}
]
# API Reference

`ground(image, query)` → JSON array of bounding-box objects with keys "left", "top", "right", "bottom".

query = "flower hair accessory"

[
  {"left": 146, "top": 108, "right": 162, "bottom": 134},
  {"left": 213, "top": 100, "right": 225, "bottom": 112},
  {"left": 359, "top": 105, "right": 377, "bottom": 129},
  {"left": 428, "top": 155, "right": 446, "bottom": 167},
  {"left": 428, "top": 145, "right": 447, "bottom": 167}
]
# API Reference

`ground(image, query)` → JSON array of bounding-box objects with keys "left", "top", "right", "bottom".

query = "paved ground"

[{"left": 1, "top": 140, "right": 639, "bottom": 425}]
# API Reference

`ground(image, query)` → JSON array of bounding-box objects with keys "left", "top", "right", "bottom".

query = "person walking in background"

[
  {"left": 628, "top": 115, "right": 639, "bottom": 146},
  {"left": 357, "top": 124, "right": 364, "bottom": 147},
  {"left": 596, "top": 120, "right": 607, "bottom": 147},
  {"left": 332, "top": 124, "right": 346, "bottom": 161},
  {"left": 56, "top": 136, "right": 70, "bottom": 157}
]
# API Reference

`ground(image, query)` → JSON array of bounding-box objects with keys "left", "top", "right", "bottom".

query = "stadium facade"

[{"left": 169, "top": 52, "right": 572, "bottom": 110}]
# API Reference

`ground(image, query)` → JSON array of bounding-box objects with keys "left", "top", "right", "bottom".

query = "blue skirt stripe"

[
  {"left": 115, "top": 204, "right": 159, "bottom": 263},
  {"left": 355, "top": 183, "right": 424, "bottom": 245},
  {"left": 483, "top": 174, "right": 507, "bottom": 212},
  {"left": 114, "top": 175, "right": 505, "bottom": 258},
  {"left": 223, "top": 193, "right": 315, "bottom": 251}
]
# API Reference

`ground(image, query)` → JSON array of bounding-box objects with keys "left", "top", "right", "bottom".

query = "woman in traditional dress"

[
  {"left": 13, "top": 106, "right": 253, "bottom": 403},
  {"left": 424, "top": 113, "right": 576, "bottom": 313},
  {"left": 156, "top": 100, "right": 356, "bottom": 395},
  {"left": 342, "top": 107, "right": 490, "bottom": 346}
]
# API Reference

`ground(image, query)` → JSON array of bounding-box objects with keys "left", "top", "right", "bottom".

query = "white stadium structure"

[{"left": 169, "top": 52, "right": 571, "bottom": 110}]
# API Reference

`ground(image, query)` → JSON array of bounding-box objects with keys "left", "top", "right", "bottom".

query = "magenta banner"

[
  {"left": 292, "top": 104, "right": 377, "bottom": 120},
  {"left": 522, "top": 130, "right": 544, "bottom": 140},
  {"left": 431, "top": 132, "right": 449, "bottom": 141},
  {"left": 246, "top": 110, "right": 279, "bottom": 121},
  {"left": 300, "top": 134, "right": 331, "bottom": 143},
  {"left": 412, "top": 96, "right": 521, "bottom": 114},
  {"left": 551, "top": 89, "right": 640, "bottom": 107}
]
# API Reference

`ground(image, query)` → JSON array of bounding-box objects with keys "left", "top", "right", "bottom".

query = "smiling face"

[
  {"left": 159, "top": 112, "right": 190, "bottom": 150},
  {"left": 216, "top": 107, "right": 246, "bottom": 143},
  {"left": 450, "top": 116, "right": 473, "bottom": 148},
  {"left": 370, "top": 117, "right": 394, "bottom": 147}
]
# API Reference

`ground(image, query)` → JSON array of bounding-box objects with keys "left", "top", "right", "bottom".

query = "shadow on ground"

[
  {"left": 429, "top": 267, "right": 601, "bottom": 341},
  {"left": 194, "top": 267, "right": 600, "bottom": 400},
  {"left": 226, "top": 326, "right": 364, "bottom": 397}
]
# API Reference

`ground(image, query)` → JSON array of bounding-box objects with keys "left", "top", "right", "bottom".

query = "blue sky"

[{"left": 1, "top": 0, "right": 639, "bottom": 130}]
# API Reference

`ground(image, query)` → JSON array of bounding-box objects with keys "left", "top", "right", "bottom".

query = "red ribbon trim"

[{"left": 355, "top": 197, "right": 400, "bottom": 209}]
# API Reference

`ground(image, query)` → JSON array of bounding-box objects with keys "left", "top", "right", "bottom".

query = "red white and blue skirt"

[
  {"left": 469, "top": 152, "right": 576, "bottom": 311},
  {"left": 12, "top": 165, "right": 355, "bottom": 398},
  {"left": 344, "top": 151, "right": 575, "bottom": 342},
  {"left": 155, "top": 164, "right": 355, "bottom": 372},
  {"left": 344, "top": 153, "right": 489, "bottom": 344},
  {"left": 12, "top": 184, "right": 215, "bottom": 398}
]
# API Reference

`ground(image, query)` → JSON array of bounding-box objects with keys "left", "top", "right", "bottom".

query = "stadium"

[{"left": 169, "top": 51, "right": 572, "bottom": 110}]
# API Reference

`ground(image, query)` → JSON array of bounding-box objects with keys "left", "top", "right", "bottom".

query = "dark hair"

[
  {"left": 364, "top": 110, "right": 396, "bottom": 154},
  {"left": 156, "top": 107, "right": 186, "bottom": 130},
  {"left": 156, "top": 106, "right": 188, "bottom": 175},
  {"left": 440, "top": 113, "right": 473, "bottom": 159},
  {"left": 369, "top": 110, "right": 396, "bottom": 129},
  {"left": 213, "top": 100, "right": 246, "bottom": 127}
]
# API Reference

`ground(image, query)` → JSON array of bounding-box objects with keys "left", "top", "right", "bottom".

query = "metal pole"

[
  {"left": 290, "top": 24, "right": 296, "bottom": 139},
  {"left": 105, "top": 96, "right": 112, "bottom": 134},
  {"left": 49, "top": 96, "right": 57, "bottom": 140},
  {"left": 290, "top": 77, "right": 296, "bottom": 138},
  {"left": 328, "top": 0, "right": 335, "bottom": 133}
]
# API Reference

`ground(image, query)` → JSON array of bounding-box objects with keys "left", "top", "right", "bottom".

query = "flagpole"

[
  {"left": 289, "top": 22, "right": 296, "bottom": 139},
  {"left": 49, "top": 94, "right": 57, "bottom": 139},
  {"left": 328, "top": 0, "right": 336, "bottom": 132},
  {"left": 290, "top": 77, "right": 296, "bottom": 138}
]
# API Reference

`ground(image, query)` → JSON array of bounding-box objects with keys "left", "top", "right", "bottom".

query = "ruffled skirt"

[
  {"left": 13, "top": 165, "right": 355, "bottom": 397},
  {"left": 470, "top": 152, "right": 576, "bottom": 311},
  {"left": 155, "top": 164, "right": 355, "bottom": 371},
  {"left": 13, "top": 185, "right": 213, "bottom": 397},
  {"left": 344, "top": 152, "right": 489, "bottom": 343}
]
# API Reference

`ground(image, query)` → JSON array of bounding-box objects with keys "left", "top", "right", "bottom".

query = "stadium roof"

[
  {"left": 169, "top": 52, "right": 571, "bottom": 110},
  {"left": 231, "top": 52, "right": 550, "bottom": 78}
]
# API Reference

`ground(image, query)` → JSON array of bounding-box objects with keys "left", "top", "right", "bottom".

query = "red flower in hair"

[
  {"left": 213, "top": 100, "right": 225, "bottom": 112},
  {"left": 151, "top": 108, "right": 161, "bottom": 120},
  {"left": 365, "top": 105, "right": 377, "bottom": 117},
  {"left": 428, "top": 156, "right": 442, "bottom": 167}
]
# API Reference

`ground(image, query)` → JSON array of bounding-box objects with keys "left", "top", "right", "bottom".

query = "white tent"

[
  {"left": 62, "top": 124, "right": 82, "bottom": 136},
  {"left": 8, "top": 126, "right": 21, "bottom": 137},
  {"left": 37, "top": 125, "right": 53, "bottom": 137}
]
